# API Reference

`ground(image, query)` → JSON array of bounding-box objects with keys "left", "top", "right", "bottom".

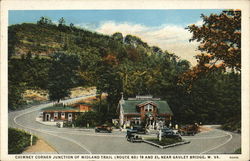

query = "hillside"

[
  {"left": 8, "top": 20, "right": 183, "bottom": 110},
  {"left": 8, "top": 22, "right": 157, "bottom": 58}
]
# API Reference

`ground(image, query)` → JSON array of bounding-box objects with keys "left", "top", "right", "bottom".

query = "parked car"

[
  {"left": 95, "top": 124, "right": 112, "bottom": 133},
  {"left": 126, "top": 132, "right": 142, "bottom": 143},
  {"left": 178, "top": 124, "right": 199, "bottom": 136},
  {"left": 129, "top": 125, "right": 147, "bottom": 134},
  {"left": 157, "top": 128, "right": 182, "bottom": 140},
  {"left": 126, "top": 129, "right": 143, "bottom": 143}
]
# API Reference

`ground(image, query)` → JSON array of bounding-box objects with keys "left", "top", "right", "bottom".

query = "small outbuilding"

[{"left": 42, "top": 103, "right": 92, "bottom": 122}]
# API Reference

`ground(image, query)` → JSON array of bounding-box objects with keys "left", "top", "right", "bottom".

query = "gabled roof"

[{"left": 121, "top": 100, "right": 173, "bottom": 115}]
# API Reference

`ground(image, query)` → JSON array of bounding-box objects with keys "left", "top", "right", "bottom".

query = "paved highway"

[{"left": 8, "top": 95, "right": 241, "bottom": 154}]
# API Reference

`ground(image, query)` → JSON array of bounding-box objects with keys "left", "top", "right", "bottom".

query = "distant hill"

[{"left": 8, "top": 22, "right": 161, "bottom": 58}]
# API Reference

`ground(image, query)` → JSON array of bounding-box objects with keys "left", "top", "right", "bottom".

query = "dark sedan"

[
  {"left": 130, "top": 125, "right": 147, "bottom": 134},
  {"left": 95, "top": 125, "right": 112, "bottom": 133}
]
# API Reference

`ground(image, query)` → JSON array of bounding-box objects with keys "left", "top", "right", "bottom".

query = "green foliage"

[
  {"left": 48, "top": 52, "right": 81, "bottom": 102},
  {"left": 234, "top": 148, "right": 241, "bottom": 154},
  {"left": 8, "top": 54, "right": 51, "bottom": 110},
  {"left": 58, "top": 17, "right": 66, "bottom": 26},
  {"left": 182, "top": 10, "right": 241, "bottom": 127},
  {"left": 8, "top": 128, "right": 37, "bottom": 154},
  {"left": 37, "top": 16, "right": 53, "bottom": 25},
  {"left": 187, "top": 10, "right": 241, "bottom": 71},
  {"left": 63, "top": 121, "right": 73, "bottom": 127},
  {"left": 111, "top": 32, "right": 123, "bottom": 42},
  {"left": 146, "top": 138, "right": 182, "bottom": 146},
  {"left": 8, "top": 15, "right": 241, "bottom": 133},
  {"left": 75, "top": 111, "right": 103, "bottom": 127},
  {"left": 177, "top": 70, "right": 241, "bottom": 125},
  {"left": 74, "top": 99, "right": 116, "bottom": 127}
]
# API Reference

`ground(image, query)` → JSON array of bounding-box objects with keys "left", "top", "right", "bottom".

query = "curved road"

[{"left": 8, "top": 95, "right": 241, "bottom": 154}]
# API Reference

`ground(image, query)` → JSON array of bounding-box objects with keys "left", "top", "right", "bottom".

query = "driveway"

[{"left": 8, "top": 95, "right": 241, "bottom": 154}]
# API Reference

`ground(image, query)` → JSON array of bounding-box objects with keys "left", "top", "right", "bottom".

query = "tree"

[
  {"left": 124, "top": 35, "right": 149, "bottom": 48},
  {"left": 75, "top": 111, "right": 103, "bottom": 127},
  {"left": 37, "top": 16, "right": 53, "bottom": 25},
  {"left": 58, "top": 17, "right": 66, "bottom": 27},
  {"left": 187, "top": 10, "right": 241, "bottom": 71},
  {"left": 111, "top": 32, "right": 123, "bottom": 42},
  {"left": 48, "top": 52, "right": 80, "bottom": 102}
]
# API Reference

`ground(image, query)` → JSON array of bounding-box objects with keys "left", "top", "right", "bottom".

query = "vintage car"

[
  {"left": 178, "top": 124, "right": 199, "bottom": 136},
  {"left": 129, "top": 125, "right": 147, "bottom": 134},
  {"left": 126, "top": 129, "right": 143, "bottom": 143},
  {"left": 95, "top": 124, "right": 112, "bottom": 133},
  {"left": 157, "top": 128, "right": 182, "bottom": 140}
]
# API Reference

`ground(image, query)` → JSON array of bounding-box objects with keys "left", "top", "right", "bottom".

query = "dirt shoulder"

[
  {"left": 199, "top": 125, "right": 212, "bottom": 132},
  {"left": 23, "top": 139, "right": 57, "bottom": 153}
]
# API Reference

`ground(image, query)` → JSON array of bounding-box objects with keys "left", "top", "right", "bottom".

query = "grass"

[
  {"left": 234, "top": 148, "right": 241, "bottom": 154},
  {"left": 146, "top": 138, "right": 182, "bottom": 146}
]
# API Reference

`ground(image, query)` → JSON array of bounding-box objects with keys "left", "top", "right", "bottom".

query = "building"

[
  {"left": 118, "top": 95, "right": 173, "bottom": 129},
  {"left": 42, "top": 103, "right": 92, "bottom": 122}
]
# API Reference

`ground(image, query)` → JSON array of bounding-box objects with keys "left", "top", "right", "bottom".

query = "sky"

[{"left": 9, "top": 10, "right": 222, "bottom": 65}]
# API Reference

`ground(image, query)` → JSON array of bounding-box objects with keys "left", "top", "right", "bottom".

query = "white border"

[{"left": 1, "top": 0, "right": 249, "bottom": 160}]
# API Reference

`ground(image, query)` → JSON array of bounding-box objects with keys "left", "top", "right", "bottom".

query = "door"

[{"left": 45, "top": 114, "right": 51, "bottom": 121}]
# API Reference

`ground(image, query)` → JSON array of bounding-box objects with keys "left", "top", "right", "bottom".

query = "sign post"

[{"left": 159, "top": 129, "right": 162, "bottom": 141}]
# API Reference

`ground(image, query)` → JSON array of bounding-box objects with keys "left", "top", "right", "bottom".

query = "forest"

[{"left": 8, "top": 10, "right": 241, "bottom": 131}]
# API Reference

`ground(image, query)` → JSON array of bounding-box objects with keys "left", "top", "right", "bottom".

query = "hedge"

[{"left": 8, "top": 128, "right": 37, "bottom": 154}]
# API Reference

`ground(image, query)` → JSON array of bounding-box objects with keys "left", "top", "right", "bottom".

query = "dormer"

[{"left": 137, "top": 101, "right": 158, "bottom": 113}]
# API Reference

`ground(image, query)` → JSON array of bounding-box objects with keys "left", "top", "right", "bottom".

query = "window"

[
  {"left": 54, "top": 112, "right": 58, "bottom": 119},
  {"left": 144, "top": 104, "right": 153, "bottom": 112}
]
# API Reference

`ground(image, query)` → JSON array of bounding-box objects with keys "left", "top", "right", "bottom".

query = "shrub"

[
  {"left": 234, "top": 148, "right": 241, "bottom": 154},
  {"left": 146, "top": 138, "right": 181, "bottom": 146},
  {"left": 221, "top": 121, "right": 241, "bottom": 133},
  {"left": 63, "top": 121, "right": 73, "bottom": 127},
  {"left": 75, "top": 111, "right": 103, "bottom": 127},
  {"left": 8, "top": 128, "right": 37, "bottom": 154}
]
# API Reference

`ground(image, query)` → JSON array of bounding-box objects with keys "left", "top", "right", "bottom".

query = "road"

[{"left": 8, "top": 95, "right": 241, "bottom": 154}]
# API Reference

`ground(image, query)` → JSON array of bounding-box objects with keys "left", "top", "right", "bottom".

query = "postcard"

[{"left": 1, "top": 0, "right": 249, "bottom": 160}]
